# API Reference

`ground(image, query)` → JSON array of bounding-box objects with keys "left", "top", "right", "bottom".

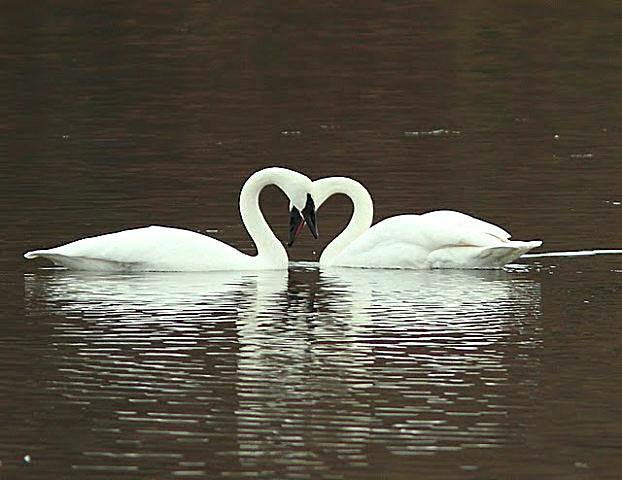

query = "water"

[{"left": 2, "top": 1, "right": 622, "bottom": 478}]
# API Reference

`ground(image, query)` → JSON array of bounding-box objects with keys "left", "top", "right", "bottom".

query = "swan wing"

[
  {"left": 332, "top": 213, "right": 539, "bottom": 269},
  {"left": 420, "top": 210, "right": 511, "bottom": 241},
  {"left": 24, "top": 225, "right": 252, "bottom": 271},
  {"left": 354, "top": 214, "right": 508, "bottom": 251}
]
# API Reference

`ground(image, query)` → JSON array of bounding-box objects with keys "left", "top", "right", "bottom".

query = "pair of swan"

[{"left": 24, "top": 167, "right": 541, "bottom": 271}]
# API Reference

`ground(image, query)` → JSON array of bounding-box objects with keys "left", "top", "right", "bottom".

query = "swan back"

[
  {"left": 420, "top": 210, "right": 511, "bottom": 241},
  {"left": 24, "top": 226, "right": 255, "bottom": 271}
]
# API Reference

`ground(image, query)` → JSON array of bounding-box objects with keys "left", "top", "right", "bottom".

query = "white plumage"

[
  {"left": 24, "top": 225, "right": 254, "bottom": 271},
  {"left": 312, "top": 177, "right": 541, "bottom": 269},
  {"left": 24, "top": 167, "right": 315, "bottom": 272}
]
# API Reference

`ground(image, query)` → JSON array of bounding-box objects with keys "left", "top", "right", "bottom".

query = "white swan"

[
  {"left": 24, "top": 167, "right": 318, "bottom": 272},
  {"left": 301, "top": 176, "right": 541, "bottom": 269}
]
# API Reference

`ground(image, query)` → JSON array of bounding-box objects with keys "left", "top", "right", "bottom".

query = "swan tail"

[
  {"left": 491, "top": 240, "right": 542, "bottom": 254},
  {"left": 24, "top": 250, "right": 43, "bottom": 260},
  {"left": 481, "top": 240, "right": 543, "bottom": 267},
  {"left": 24, "top": 250, "right": 138, "bottom": 271},
  {"left": 427, "top": 240, "right": 542, "bottom": 269}
]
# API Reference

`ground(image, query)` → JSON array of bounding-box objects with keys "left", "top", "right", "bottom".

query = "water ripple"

[{"left": 19, "top": 266, "right": 543, "bottom": 477}]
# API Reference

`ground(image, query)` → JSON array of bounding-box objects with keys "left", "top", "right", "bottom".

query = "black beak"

[
  {"left": 288, "top": 207, "right": 304, "bottom": 247},
  {"left": 302, "top": 194, "right": 318, "bottom": 240},
  {"left": 287, "top": 194, "right": 318, "bottom": 248}
]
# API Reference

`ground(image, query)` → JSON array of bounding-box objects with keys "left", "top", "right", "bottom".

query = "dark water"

[{"left": 2, "top": 2, "right": 622, "bottom": 478}]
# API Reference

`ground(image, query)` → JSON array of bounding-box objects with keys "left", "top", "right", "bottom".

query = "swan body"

[
  {"left": 312, "top": 177, "right": 542, "bottom": 269},
  {"left": 25, "top": 167, "right": 316, "bottom": 272},
  {"left": 25, "top": 225, "right": 266, "bottom": 271}
]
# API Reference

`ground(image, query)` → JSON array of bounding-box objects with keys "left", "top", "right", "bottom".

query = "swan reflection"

[
  {"left": 234, "top": 267, "right": 542, "bottom": 467},
  {"left": 318, "top": 267, "right": 541, "bottom": 348},
  {"left": 25, "top": 266, "right": 541, "bottom": 474},
  {"left": 24, "top": 269, "right": 286, "bottom": 317}
]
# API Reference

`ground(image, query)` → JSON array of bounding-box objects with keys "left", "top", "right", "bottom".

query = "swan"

[
  {"left": 296, "top": 176, "right": 541, "bottom": 269},
  {"left": 24, "top": 167, "right": 318, "bottom": 272}
]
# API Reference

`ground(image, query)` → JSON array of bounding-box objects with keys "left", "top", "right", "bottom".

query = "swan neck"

[
  {"left": 318, "top": 177, "right": 374, "bottom": 264},
  {"left": 239, "top": 170, "right": 288, "bottom": 267}
]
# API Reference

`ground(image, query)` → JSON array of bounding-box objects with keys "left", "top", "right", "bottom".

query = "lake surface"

[{"left": 2, "top": 1, "right": 622, "bottom": 478}]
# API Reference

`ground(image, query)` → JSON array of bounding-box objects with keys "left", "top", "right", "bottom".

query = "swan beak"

[
  {"left": 287, "top": 208, "right": 304, "bottom": 247},
  {"left": 302, "top": 199, "right": 318, "bottom": 240},
  {"left": 287, "top": 194, "right": 318, "bottom": 247}
]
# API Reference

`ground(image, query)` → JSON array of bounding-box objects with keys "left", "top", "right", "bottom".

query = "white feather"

[
  {"left": 312, "top": 178, "right": 541, "bottom": 269},
  {"left": 24, "top": 167, "right": 314, "bottom": 272}
]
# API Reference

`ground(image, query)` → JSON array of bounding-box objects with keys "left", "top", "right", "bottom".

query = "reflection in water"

[
  {"left": 24, "top": 270, "right": 288, "bottom": 477},
  {"left": 524, "top": 249, "right": 622, "bottom": 258},
  {"left": 235, "top": 267, "right": 542, "bottom": 474},
  {"left": 23, "top": 267, "right": 541, "bottom": 477},
  {"left": 25, "top": 269, "right": 285, "bottom": 316}
]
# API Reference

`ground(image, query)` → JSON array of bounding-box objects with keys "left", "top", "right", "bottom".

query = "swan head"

[
  {"left": 288, "top": 193, "right": 318, "bottom": 247},
  {"left": 255, "top": 166, "right": 318, "bottom": 247}
]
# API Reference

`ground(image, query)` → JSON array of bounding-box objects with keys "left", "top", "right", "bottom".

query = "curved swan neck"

[
  {"left": 315, "top": 177, "right": 374, "bottom": 265},
  {"left": 239, "top": 168, "right": 291, "bottom": 267}
]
